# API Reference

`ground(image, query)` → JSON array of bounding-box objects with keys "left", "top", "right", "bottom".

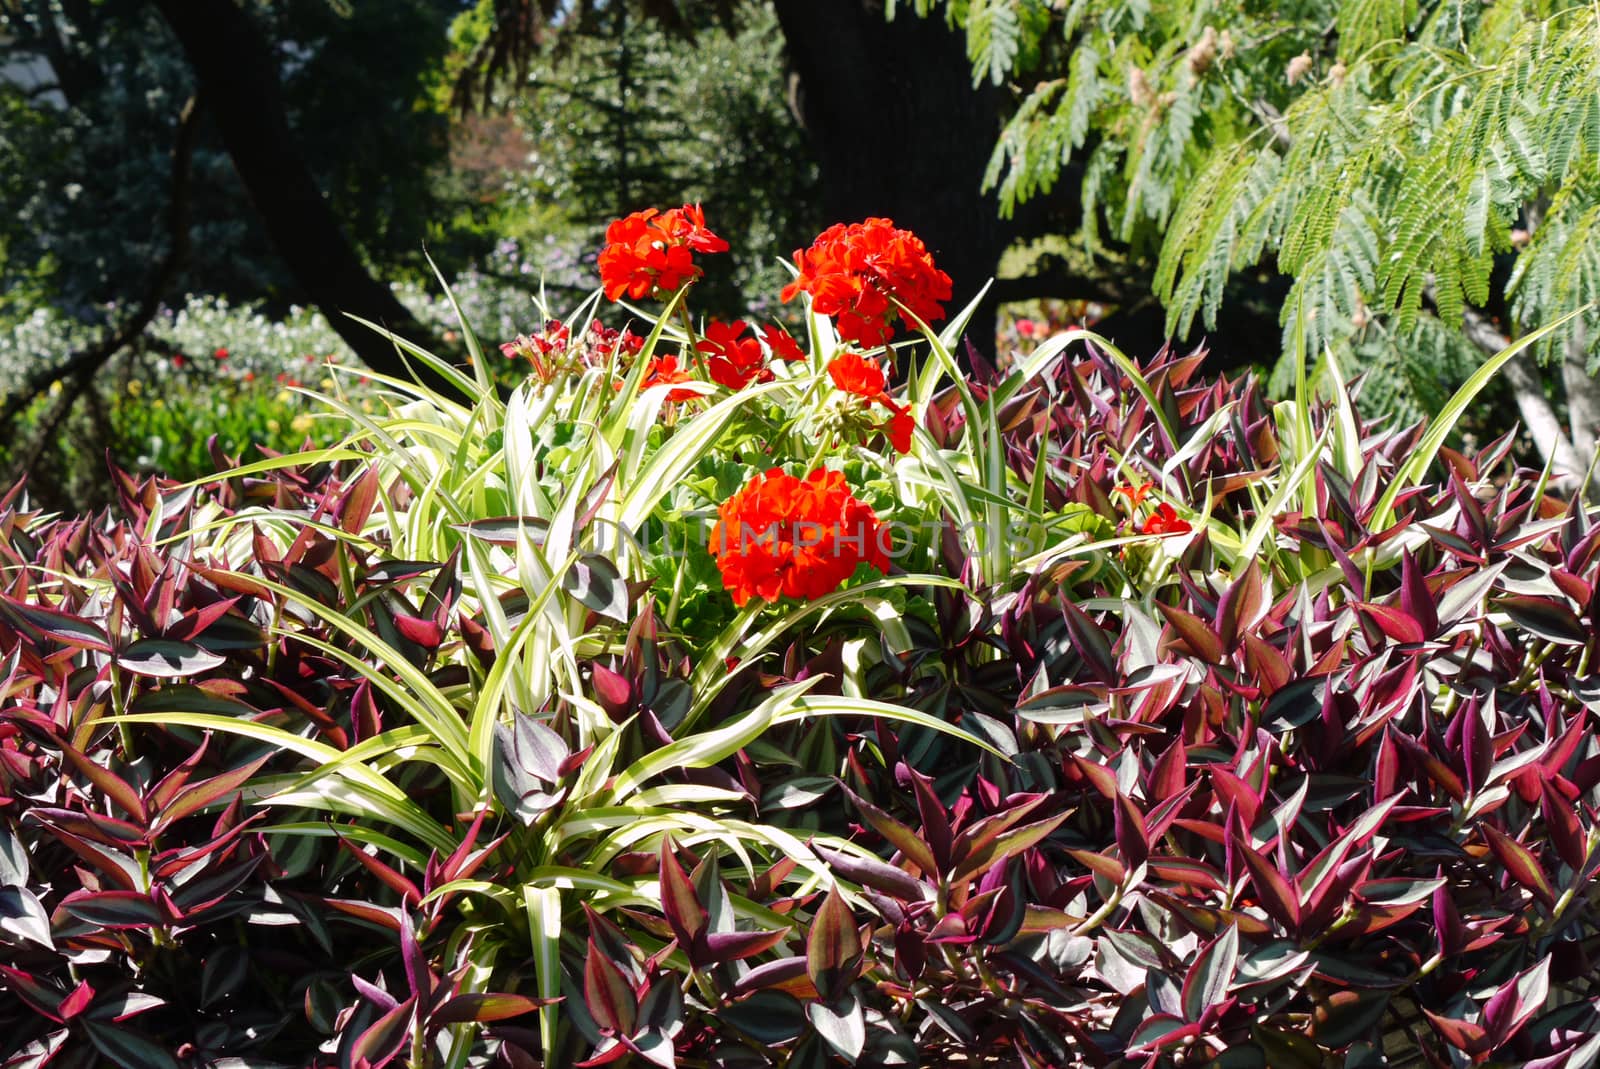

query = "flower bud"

[
  {"left": 1286, "top": 52, "right": 1314, "bottom": 86},
  {"left": 1128, "top": 65, "right": 1154, "bottom": 108},
  {"left": 1186, "top": 26, "right": 1218, "bottom": 77}
]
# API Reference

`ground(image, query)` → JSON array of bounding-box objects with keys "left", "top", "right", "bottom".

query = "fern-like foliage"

[{"left": 929, "top": 0, "right": 1600, "bottom": 413}]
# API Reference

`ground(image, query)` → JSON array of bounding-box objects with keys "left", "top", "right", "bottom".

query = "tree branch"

[
  {"left": 1461, "top": 306, "right": 1587, "bottom": 492},
  {"left": 0, "top": 93, "right": 201, "bottom": 463},
  {"left": 152, "top": 0, "right": 461, "bottom": 399}
]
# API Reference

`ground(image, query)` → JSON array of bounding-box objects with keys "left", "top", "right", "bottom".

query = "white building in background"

[{"left": 0, "top": 30, "right": 67, "bottom": 108}]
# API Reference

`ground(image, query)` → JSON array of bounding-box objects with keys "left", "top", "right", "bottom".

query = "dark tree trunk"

[
  {"left": 771, "top": 0, "right": 1011, "bottom": 360},
  {"left": 151, "top": 0, "right": 460, "bottom": 397}
]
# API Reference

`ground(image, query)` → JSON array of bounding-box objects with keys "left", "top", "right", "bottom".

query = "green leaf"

[
  {"left": 562, "top": 553, "right": 629, "bottom": 623},
  {"left": 524, "top": 885, "right": 563, "bottom": 1060},
  {"left": 807, "top": 990, "right": 867, "bottom": 1062},
  {"left": 82, "top": 1021, "right": 181, "bottom": 1069}
]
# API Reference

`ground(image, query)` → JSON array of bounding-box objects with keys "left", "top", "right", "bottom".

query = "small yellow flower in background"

[
  {"left": 266, "top": 418, "right": 280, "bottom": 433},
  {"left": 290, "top": 414, "right": 314, "bottom": 435},
  {"left": 275, "top": 390, "right": 293, "bottom": 404},
  {"left": 360, "top": 398, "right": 374, "bottom": 414},
  {"left": 127, "top": 379, "right": 142, "bottom": 396},
  {"left": 151, "top": 398, "right": 165, "bottom": 409},
  {"left": 48, "top": 380, "right": 61, "bottom": 396},
  {"left": 321, "top": 377, "right": 335, "bottom": 392}
]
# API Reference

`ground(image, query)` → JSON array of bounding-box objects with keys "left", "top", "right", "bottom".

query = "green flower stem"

[{"left": 677, "top": 298, "right": 709, "bottom": 382}]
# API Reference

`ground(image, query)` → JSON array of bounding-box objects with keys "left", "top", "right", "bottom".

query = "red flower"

[
  {"left": 708, "top": 468, "right": 890, "bottom": 606},
  {"left": 1141, "top": 503, "right": 1192, "bottom": 536},
  {"left": 213, "top": 347, "right": 229, "bottom": 361},
  {"left": 780, "top": 218, "right": 952, "bottom": 347},
  {"left": 661, "top": 203, "right": 729, "bottom": 254},
  {"left": 826, "top": 351, "right": 888, "bottom": 399},
  {"left": 536, "top": 319, "right": 571, "bottom": 355},
  {"left": 639, "top": 355, "right": 701, "bottom": 403},
  {"left": 171, "top": 354, "right": 186, "bottom": 368},
  {"left": 759, "top": 323, "right": 807, "bottom": 363},
  {"left": 586, "top": 321, "right": 644, "bottom": 362},
  {"left": 598, "top": 204, "right": 728, "bottom": 302},
  {"left": 697, "top": 320, "right": 772, "bottom": 390},
  {"left": 1114, "top": 481, "right": 1154, "bottom": 511},
  {"left": 881, "top": 400, "right": 914, "bottom": 455}
]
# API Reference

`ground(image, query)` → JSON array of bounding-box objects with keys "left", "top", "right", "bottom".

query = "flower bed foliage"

[{"left": 4, "top": 208, "right": 1600, "bottom": 1068}]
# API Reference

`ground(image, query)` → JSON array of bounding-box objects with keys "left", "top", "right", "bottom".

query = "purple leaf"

[
  {"left": 1482, "top": 957, "right": 1550, "bottom": 1046},
  {"left": 157, "top": 753, "right": 271, "bottom": 828},
  {"left": 658, "top": 836, "right": 707, "bottom": 959},
  {"left": 1155, "top": 601, "right": 1224, "bottom": 664},
  {"left": 1399, "top": 552, "right": 1440, "bottom": 637},
  {"left": 906, "top": 767, "right": 953, "bottom": 874},
  {"left": 1354, "top": 602, "right": 1425, "bottom": 645},
  {"left": 56, "top": 744, "right": 146, "bottom": 823},
  {"left": 1481, "top": 822, "right": 1555, "bottom": 907},
  {"left": 60, "top": 890, "right": 163, "bottom": 929},
  {"left": 810, "top": 841, "right": 925, "bottom": 902},
  {"left": 115, "top": 638, "right": 227, "bottom": 678},
  {"left": 1114, "top": 793, "right": 1150, "bottom": 869},
  {"left": 1216, "top": 566, "right": 1264, "bottom": 651},
  {"left": 1540, "top": 778, "right": 1586, "bottom": 872},
  {"left": 731, "top": 956, "right": 818, "bottom": 1000},
  {"left": 807, "top": 990, "right": 866, "bottom": 1061},
  {"left": 1060, "top": 599, "right": 1116, "bottom": 683},
  {"left": 841, "top": 788, "right": 938, "bottom": 877},
  {"left": 351, "top": 973, "right": 399, "bottom": 1013},
  {"left": 583, "top": 937, "right": 638, "bottom": 1036},
  {"left": 1232, "top": 832, "right": 1300, "bottom": 933},
  {"left": 1421, "top": 1010, "right": 1490, "bottom": 1056},
  {"left": 0, "top": 886, "right": 53, "bottom": 950},
  {"left": 432, "top": 992, "right": 551, "bottom": 1025},
  {"left": 805, "top": 885, "right": 863, "bottom": 1003},
  {"left": 701, "top": 928, "right": 789, "bottom": 965},
  {"left": 1181, "top": 924, "right": 1238, "bottom": 1023},
  {"left": 351, "top": 996, "right": 417, "bottom": 1068},
  {"left": 1498, "top": 595, "right": 1588, "bottom": 646}
]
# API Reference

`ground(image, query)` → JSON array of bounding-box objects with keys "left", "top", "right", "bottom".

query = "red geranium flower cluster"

[
  {"left": 598, "top": 204, "right": 729, "bottom": 302},
  {"left": 697, "top": 320, "right": 774, "bottom": 390},
  {"left": 780, "top": 218, "right": 953, "bottom": 347},
  {"left": 708, "top": 468, "right": 890, "bottom": 606},
  {"left": 826, "top": 351, "right": 915, "bottom": 454}
]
